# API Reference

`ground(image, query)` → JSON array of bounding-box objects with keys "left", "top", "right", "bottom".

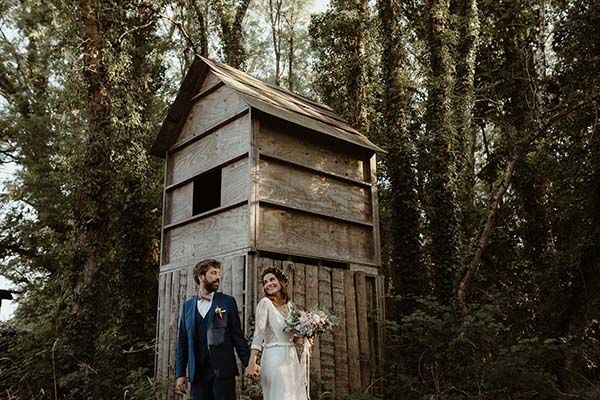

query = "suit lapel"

[
  {"left": 206, "top": 292, "right": 219, "bottom": 330},
  {"left": 188, "top": 295, "right": 198, "bottom": 337}
]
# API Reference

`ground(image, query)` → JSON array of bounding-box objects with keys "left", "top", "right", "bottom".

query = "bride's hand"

[
  {"left": 293, "top": 336, "right": 304, "bottom": 345},
  {"left": 245, "top": 364, "right": 261, "bottom": 381}
]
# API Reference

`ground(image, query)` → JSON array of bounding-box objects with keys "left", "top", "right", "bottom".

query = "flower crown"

[{"left": 260, "top": 267, "right": 289, "bottom": 283}]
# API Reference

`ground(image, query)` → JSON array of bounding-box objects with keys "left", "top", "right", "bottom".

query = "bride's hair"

[{"left": 260, "top": 267, "right": 290, "bottom": 303}]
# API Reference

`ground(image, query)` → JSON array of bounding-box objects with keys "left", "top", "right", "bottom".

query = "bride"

[{"left": 247, "top": 267, "right": 309, "bottom": 400}]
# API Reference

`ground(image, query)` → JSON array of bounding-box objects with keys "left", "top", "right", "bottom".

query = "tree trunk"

[
  {"left": 378, "top": 0, "right": 424, "bottom": 313},
  {"left": 453, "top": 0, "right": 479, "bottom": 235},
  {"left": 213, "top": 0, "right": 251, "bottom": 68},
  {"left": 67, "top": 0, "right": 113, "bottom": 367},
  {"left": 425, "top": 0, "right": 462, "bottom": 303}
]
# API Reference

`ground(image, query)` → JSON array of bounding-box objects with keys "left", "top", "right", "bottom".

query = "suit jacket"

[{"left": 176, "top": 292, "right": 250, "bottom": 382}]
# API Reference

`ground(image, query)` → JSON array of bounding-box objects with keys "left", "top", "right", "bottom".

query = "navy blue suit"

[{"left": 176, "top": 293, "right": 250, "bottom": 399}]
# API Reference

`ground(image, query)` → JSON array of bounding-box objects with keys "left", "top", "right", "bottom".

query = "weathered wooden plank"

[
  {"left": 318, "top": 267, "right": 335, "bottom": 390},
  {"left": 187, "top": 263, "right": 196, "bottom": 299},
  {"left": 244, "top": 254, "right": 254, "bottom": 334},
  {"left": 369, "top": 155, "right": 382, "bottom": 266},
  {"left": 156, "top": 272, "right": 166, "bottom": 378},
  {"left": 179, "top": 268, "right": 188, "bottom": 309},
  {"left": 376, "top": 275, "right": 385, "bottom": 382},
  {"left": 198, "top": 71, "right": 221, "bottom": 93},
  {"left": 332, "top": 269, "right": 349, "bottom": 396},
  {"left": 221, "top": 158, "right": 249, "bottom": 206},
  {"left": 178, "top": 85, "right": 247, "bottom": 143},
  {"left": 282, "top": 260, "right": 295, "bottom": 300},
  {"left": 343, "top": 271, "right": 361, "bottom": 392},
  {"left": 305, "top": 264, "right": 321, "bottom": 385},
  {"left": 165, "top": 205, "right": 250, "bottom": 265},
  {"left": 160, "top": 156, "right": 169, "bottom": 267},
  {"left": 169, "top": 270, "right": 180, "bottom": 380},
  {"left": 355, "top": 272, "right": 370, "bottom": 387},
  {"left": 257, "top": 122, "right": 365, "bottom": 181},
  {"left": 255, "top": 257, "right": 273, "bottom": 301},
  {"left": 293, "top": 263, "right": 306, "bottom": 310},
  {"left": 165, "top": 181, "right": 193, "bottom": 225},
  {"left": 365, "top": 276, "right": 377, "bottom": 388},
  {"left": 258, "top": 158, "right": 372, "bottom": 224},
  {"left": 232, "top": 255, "right": 245, "bottom": 323},
  {"left": 258, "top": 206, "right": 373, "bottom": 264},
  {"left": 221, "top": 256, "right": 233, "bottom": 295},
  {"left": 349, "top": 264, "right": 379, "bottom": 275},
  {"left": 170, "top": 113, "right": 250, "bottom": 186},
  {"left": 161, "top": 272, "right": 172, "bottom": 379},
  {"left": 249, "top": 112, "right": 260, "bottom": 248}
]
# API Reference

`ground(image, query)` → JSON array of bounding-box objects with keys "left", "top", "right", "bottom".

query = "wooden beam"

[
  {"left": 259, "top": 199, "right": 373, "bottom": 228},
  {"left": 249, "top": 112, "right": 260, "bottom": 249},
  {"left": 369, "top": 155, "right": 382, "bottom": 266},
  {"left": 256, "top": 246, "right": 379, "bottom": 268},
  {"left": 168, "top": 108, "right": 249, "bottom": 155},
  {"left": 305, "top": 264, "right": 321, "bottom": 386},
  {"left": 318, "top": 267, "right": 335, "bottom": 390},
  {"left": 344, "top": 271, "right": 361, "bottom": 392},
  {"left": 190, "top": 81, "right": 225, "bottom": 102},
  {"left": 332, "top": 269, "right": 349, "bottom": 396},
  {"left": 164, "top": 153, "right": 248, "bottom": 193},
  {"left": 162, "top": 200, "right": 247, "bottom": 232},
  {"left": 259, "top": 152, "right": 371, "bottom": 188},
  {"left": 355, "top": 272, "right": 370, "bottom": 387}
]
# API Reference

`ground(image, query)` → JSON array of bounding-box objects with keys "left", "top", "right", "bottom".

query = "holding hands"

[{"left": 244, "top": 362, "right": 261, "bottom": 381}]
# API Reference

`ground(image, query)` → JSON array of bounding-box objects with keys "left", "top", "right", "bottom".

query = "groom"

[{"left": 175, "top": 259, "right": 259, "bottom": 399}]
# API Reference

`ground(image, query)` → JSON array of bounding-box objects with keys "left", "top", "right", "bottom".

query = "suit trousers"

[{"left": 191, "top": 376, "right": 236, "bottom": 400}]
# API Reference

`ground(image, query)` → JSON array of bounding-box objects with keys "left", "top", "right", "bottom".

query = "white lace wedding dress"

[{"left": 251, "top": 297, "right": 308, "bottom": 400}]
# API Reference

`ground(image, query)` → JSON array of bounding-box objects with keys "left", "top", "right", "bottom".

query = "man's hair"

[{"left": 193, "top": 259, "right": 221, "bottom": 285}]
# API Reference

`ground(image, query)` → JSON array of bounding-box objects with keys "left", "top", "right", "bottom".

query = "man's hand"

[
  {"left": 244, "top": 363, "right": 261, "bottom": 381},
  {"left": 176, "top": 376, "right": 188, "bottom": 394}
]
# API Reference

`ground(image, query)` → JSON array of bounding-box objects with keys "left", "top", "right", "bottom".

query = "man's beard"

[{"left": 205, "top": 280, "right": 219, "bottom": 293}]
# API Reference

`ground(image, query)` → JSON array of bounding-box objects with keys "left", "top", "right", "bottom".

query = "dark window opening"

[{"left": 193, "top": 168, "right": 222, "bottom": 215}]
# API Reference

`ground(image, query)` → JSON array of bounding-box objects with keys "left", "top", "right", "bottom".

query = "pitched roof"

[{"left": 150, "top": 57, "right": 384, "bottom": 157}]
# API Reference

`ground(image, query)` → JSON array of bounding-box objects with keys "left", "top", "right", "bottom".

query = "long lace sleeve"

[{"left": 251, "top": 298, "right": 269, "bottom": 351}]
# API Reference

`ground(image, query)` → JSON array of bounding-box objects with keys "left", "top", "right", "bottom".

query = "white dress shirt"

[{"left": 197, "top": 292, "right": 213, "bottom": 318}]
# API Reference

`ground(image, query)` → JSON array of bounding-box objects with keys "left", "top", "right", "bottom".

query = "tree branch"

[{"left": 457, "top": 94, "right": 600, "bottom": 317}]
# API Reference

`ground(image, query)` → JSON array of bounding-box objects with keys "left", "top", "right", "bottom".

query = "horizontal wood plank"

[
  {"left": 169, "top": 113, "right": 250, "bottom": 186},
  {"left": 178, "top": 85, "right": 247, "bottom": 143},
  {"left": 258, "top": 158, "right": 371, "bottom": 224},
  {"left": 165, "top": 205, "right": 250, "bottom": 265},
  {"left": 258, "top": 205, "right": 373, "bottom": 264},
  {"left": 257, "top": 122, "right": 366, "bottom": 181}
]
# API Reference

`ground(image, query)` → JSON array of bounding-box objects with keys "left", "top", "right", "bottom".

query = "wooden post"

[
  {"left": 355, "top": 271, "right": 370, "bottom": 387},
  {"left": 305, "top": 264, "right": 321, "bottom": 386},
  {"left": 332, "top": 269, "right": 349, "bottom": 397},
  {"left": 319, "top": 267, "right": 335, "bottom": 392},
  {"left": 293, "top": 263, "right": 306, "bottom": 309},
  {"left": 344, "top": 271, "right": 361, "bottom": 392}
]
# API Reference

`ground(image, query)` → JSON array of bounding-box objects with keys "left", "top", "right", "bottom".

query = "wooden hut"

[{"left": 151, "top": 57, "right": 385, "bottom": 398}]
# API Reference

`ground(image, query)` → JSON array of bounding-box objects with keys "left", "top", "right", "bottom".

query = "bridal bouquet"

[
  {"left": 285, "top": 306, "right": 337, "bottom": 338},
  {"left": 285, "top": 307, "right": 337, "bottom": 398}
]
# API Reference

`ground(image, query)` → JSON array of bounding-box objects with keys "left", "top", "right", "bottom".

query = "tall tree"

[
  {"left": 310, "top": 0, "right": 374, "bottom": 132},
  {"left": 377, "top": 0, "right": 424, "bottom": 308},
  {"left": 424, "top": 0, "right": 462, "bottom": 303},
  {"left": 212, "top": 0, "right": 252, "bottom": 68}
]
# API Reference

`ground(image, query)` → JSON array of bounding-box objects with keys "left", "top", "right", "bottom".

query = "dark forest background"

[{"left": 0, "top": 0, "right": 599, "bottom": 399}]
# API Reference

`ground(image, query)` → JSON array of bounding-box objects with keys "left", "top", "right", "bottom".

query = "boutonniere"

[{"left": 215, "top": 306, "right": 226, "bottom": 319}]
